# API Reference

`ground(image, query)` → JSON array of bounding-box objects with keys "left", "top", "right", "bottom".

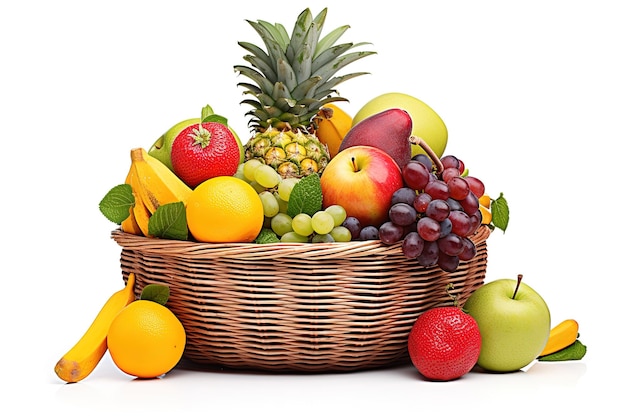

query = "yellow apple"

[{"left": 352, "top": 92, "right": 448, "bottom": 158}]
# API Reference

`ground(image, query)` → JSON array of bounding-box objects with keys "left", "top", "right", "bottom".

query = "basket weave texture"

[{"left": 112, "top": 225, "right": 490, "bottom": 373}]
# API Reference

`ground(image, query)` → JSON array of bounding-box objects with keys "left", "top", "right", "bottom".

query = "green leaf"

[
  {"left": 147, "top": 201, "right": 189, "bottom": 240},
  {"left": 255, "top": 228, "right": 280, "bottom": 244},
  {"left": 491, "top": 192, "right": 510, "bottom": 233},
  {"left": 99, "top": 184, "right": 134, "bottom": 224},
  {"left": 287, "top": 173, "right": 323, "bottom": 217},
  {"left": 538, "top": 339, "right": 587, "bottom": 362},
  {"left": 140, "top": 284, "right": 170, "bottom": 305}
]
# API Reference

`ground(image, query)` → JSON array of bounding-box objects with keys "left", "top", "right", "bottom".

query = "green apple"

[
  {"left": 352, "top": 92, "right": 448, "bottom": 158},
  {"left": 463, "top": 275, "right": 551, "bottom": 373},
  {"left": 149, "top": 118, "right": 201, "bottom": 171},
  {"left": 148, "top": 105, "right": 244, "bottom": 171}
]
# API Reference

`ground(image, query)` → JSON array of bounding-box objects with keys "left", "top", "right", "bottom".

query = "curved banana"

[
  {"left": 54, "top": 273, "right": 136, "bottom": 383},
  {"left": 130, "top": 148, "right": 192, "bottom": 214},
  {"left": 121, "top": 168, "right": 144, "bottom": 235}
]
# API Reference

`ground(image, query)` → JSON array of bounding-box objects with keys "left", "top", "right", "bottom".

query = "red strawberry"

[
  {"left": 407, "top": 306, "right": 481, "bottom": 381},
  {"left": 170, "top": 122, "right": 240, "bottom": 188}
]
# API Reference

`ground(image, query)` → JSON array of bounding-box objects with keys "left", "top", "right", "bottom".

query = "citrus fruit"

[
  {"left": 186, "top": 176, "right": 264, "bottom": 243},
  {"left": 407, "top": 306, "right": 481, "bottom": 381},
  {"left": 170, "top": 121, "right": 241, "bottom": 188},
  {"left": 107, "top": 300, "right": 186, "bottom": 379}
]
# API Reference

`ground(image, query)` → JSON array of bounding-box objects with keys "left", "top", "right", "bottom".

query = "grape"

[
  {"left": 439, "top": 218, "right": 452, "bottom": 238},
  {"left": 448, "top": 176, "right": 470, "bottom": 200},
  {"left": 275, "top": 192, "right": 289, "bottom": 213},
  {"left": 312, "top": 233, "right": 335, "bottom": 243},
  {"left": 233, "top": 163, "right": 246, "bottom": 181},
  {"left": 446, "top": 197, "right": 463, "bottom": 211},
  {"left": 459, "top": 192, "right": 479, "bottom": 215},
  {"left": 465, "top": 176, "right": 485, "bottom": 198},
  {"left": 280, "top": 231, "right": 309, "bottom": 243},
  {"left": 258, "top": 190, "right": 280, "bottom": 218},
  {"left": 468, "top": 211, "right": 482, "bottom": 234},
  {"left": 392, "top": 187, "right": 418, "bottom": 205},
  {"left": 271, "top": 213, "right": 293, "bottom": 236},
  {"left": 437, "top": 252, "right": 460, "bottom": 272},
  {"left": 254, "top": 164, "right": 281, "bottom": 188},
  {"left": 402, "top": 160, "right": 431, "bottom": 190},
  {"left": 417, "top": 241, "right": 439, "bottom": 267},
  {"left": 458, "top": 238, "right": 477, "bottom": 261},
  {"left": 425, "top": 199, "right": 450, "bottom": 222},
  {"left": 379, "top": 221, "right": 405, "bottom": 245},
  {"left": 359, "top": 225, "right": 379, "bottom": 241},
  {"left": 292, "top": 213, "right": 314, "bottom": 237},
  {"left": 402, "top": 231, "right": 424, "bottom": 259},
  {"left": 389, "top": 203, "right": 418, "bottom": 226},
  {"left": 412, "top": 154, "right": 433, "bottom": 172},
  {"left": 417, "top": 217, "right": 441, "bottom": 241},
  {"left": 277, "top": 177, "right": 300, "bottom": 201},
  {"left": 325, "top": 204, "right": 347, "bottom": 227},
  {"left": 342, "top": 216, "right": 362, "bottom": 240},
  {"left": 413, "top": 192, "right": 432, "bottom": 213},
  {"left": 243, "top": 159, "right": 263, "bottom": 182},
  {"left": 424, "top": 180, "right": 450, "bottom": 200},
  {"left": 330, "top": 226, "right": 352, "bottom": 242},
  {"left": 458, "top": 159, "right": 466, "bottom": 175},
  {"left": 438, "top": 233, "right": 465, "bottom": 256},
  {"left": 449, "top": 210, "right": 472, "bottom": 237},
  {"left": 441, "top": 155, "right": 461, "bottom": 170},
  {"left": 249, "top": 181, "right": 267, "bottom": 193},
  {"left": 311, "top": 211, "right": 335, "bottom": 235},
  {"left": 442, "top": 167, "right": 460, "bottom": 183}
]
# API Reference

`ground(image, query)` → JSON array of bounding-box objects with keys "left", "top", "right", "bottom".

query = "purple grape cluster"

[{"left": 381, "top": 153, "right": 486, "bottom": 272}]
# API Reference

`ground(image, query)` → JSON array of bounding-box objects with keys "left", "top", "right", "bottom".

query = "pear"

[{"left": 338, "top": 108, "right": 412, "bottom": 169}]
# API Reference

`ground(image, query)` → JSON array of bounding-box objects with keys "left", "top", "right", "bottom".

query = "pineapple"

[{"left": 235, "top": 8, "right": 375, "bottom": 178}]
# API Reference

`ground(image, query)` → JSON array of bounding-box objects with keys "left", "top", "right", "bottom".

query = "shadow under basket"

[{"left": 111, "top": 225, "right": 490, "bottom": 373}]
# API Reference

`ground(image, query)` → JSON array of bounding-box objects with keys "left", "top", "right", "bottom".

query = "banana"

[
  {"left": 132, "top": 189, "right": 152, "bottom": 237},
  {"left": 120, "top": 168, "right": 144, "bottom": 235},
  {"left": 54, "top": 273, "right": 136, "bottom": 383},
  {"left": 129, "top": 148, "right": 192, "bottom": 215}
]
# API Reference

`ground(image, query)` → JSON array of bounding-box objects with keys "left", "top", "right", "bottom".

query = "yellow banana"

[
  {"left": 130, "top": 148, "right": 192, "bottom": 214},
  {"left": 540, "top": 319, "right": 579, "bottom": 357},
  {"left": 131, "top": 188, "right": 152, "bottom": 237},
  {"left": 54, "top": 273, "right": 136, "bottom": 383},
  {"left": 121, "top": 168, "right": 143, "bottom": 235}
]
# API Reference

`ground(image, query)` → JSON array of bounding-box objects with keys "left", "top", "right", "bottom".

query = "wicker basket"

[{"left": 111, "top": 225, "right": 489, "bottom": 373}]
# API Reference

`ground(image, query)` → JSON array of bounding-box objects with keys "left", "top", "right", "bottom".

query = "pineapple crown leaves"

[{"left": 234, "top": 8, "right": 376, "bottom": 132}]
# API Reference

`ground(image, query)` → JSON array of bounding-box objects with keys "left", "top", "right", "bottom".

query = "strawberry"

[
  {"left": 407, "top": 306, "right": 481, "bottom": 381},
  {"left": 170, "top": 122, "right": 241, "bottom": 188}
]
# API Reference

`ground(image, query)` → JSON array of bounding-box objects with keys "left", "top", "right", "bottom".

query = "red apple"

[{"left": 320, "top": 145, "right": 404, "bottom": 227}]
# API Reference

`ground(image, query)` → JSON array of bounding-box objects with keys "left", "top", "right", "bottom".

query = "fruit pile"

[
  {"left": 99, "top": 6, "right": 509, "bottom": 273},
  {"left": 56, "top": 7, "right": 586, "bottom": 385}
]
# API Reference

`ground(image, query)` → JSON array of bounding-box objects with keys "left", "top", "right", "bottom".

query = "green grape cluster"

[{"left": 236, "top": 161, "right": 352, "bottom": 243}]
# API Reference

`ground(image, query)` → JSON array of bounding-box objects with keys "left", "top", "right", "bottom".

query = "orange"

[
  {"left": 107, "top": 300, "right": 186, "bottom": 379},
  {"left": 186, "top": 176, "right": 264, "bottom": 243},
  {"left": 315, "top": 103, "right": 352, "bottom": 158}
]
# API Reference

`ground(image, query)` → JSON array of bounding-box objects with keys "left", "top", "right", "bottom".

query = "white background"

[{"left": 2, "top": 1, "right": 623, "bottom": 415}]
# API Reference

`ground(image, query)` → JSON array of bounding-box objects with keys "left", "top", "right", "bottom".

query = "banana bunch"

[{"left": 121, "top": 148, "right": 192, "bottom": 236}]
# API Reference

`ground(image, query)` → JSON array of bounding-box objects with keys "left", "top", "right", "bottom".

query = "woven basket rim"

[{"left": 111, "top": 224, "right": 491, "bottom": 260}]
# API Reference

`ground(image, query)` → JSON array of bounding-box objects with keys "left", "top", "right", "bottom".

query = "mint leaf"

[
  {"left": 491, "top": 192, "right": 509, "bottom": 233},
  {"left": 201, "top": 104, "right": 228, "bottom": 125},
  {"left": 255, "top": 228, "right": 280, "bottom": 244},
  {"left": 538, "top": 339, "right": 587, "bottom": 362},
  {"left": 99, "top": 184, "right": 134, "bottom": 224},
  {"left": 140, "top": 284, "right": 170, "bottom": 305},
  {"left": 147, "top": 201, "right": 188, "bottom": 240},
  {"left": 287, "top": 174, "right": 323, "bottom": 217}
]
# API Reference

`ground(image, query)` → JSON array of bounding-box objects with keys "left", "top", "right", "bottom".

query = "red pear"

[{"left": 338, "top": 108, "right": 413, "bottom": 169}]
